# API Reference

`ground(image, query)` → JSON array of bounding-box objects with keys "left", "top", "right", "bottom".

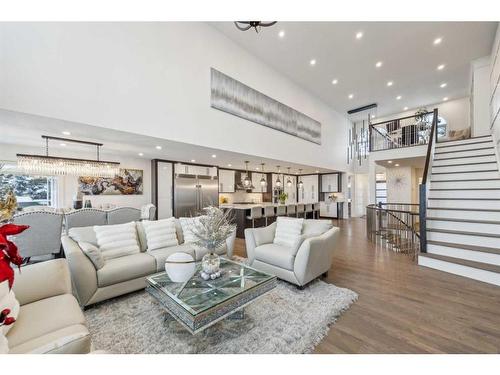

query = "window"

[{"left": 0, "top": 163, "right": 57, "bottom": 209}]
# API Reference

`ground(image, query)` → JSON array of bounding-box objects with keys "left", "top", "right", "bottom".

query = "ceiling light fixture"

[
  {"left": 404, "top": 107, "right": 408, "bottom": 111},
  {"left": 309, "top": 59, "right": 316, "bottom": 66},
  {"left": 388, "top": 161, "right": 393, "bottom": 164},
  {"left": 275, "top": 165, "right": 282, "bottom": 188},
  {"left": 17, "top": 135, "right": 120, "bottom": 177},
  {"left": 260, "top": 163, "right": 267, "bottom": 187},
  {"left": 371, "top": 115, "right": 376, "bottom": 119},
  {"left": 387, "top": 81, "right": 393, "bottom": 87},
  {"left": 437, "top": 64, "right": 445, "bottom": 70},
  {"left": 278, "top": 30, "right": 285, "bottom": 38},
  {"left": 138, "top": 152, "right": 144, "bottom": 156},
  {"left": 155, "top": 146, "right": 162, "bottom": 150},
  {"left": 60, "top": 143, "right": 66, "bottom": 147},
  {"left": 433, "top": 37, "right": 443, "bottom": 45},
  {"left": 443, "top": 97, "right": 449, "bottom": 101},
  {"left": 348, "top": 94, "right": 354, "bottom": 99},
  {"left": 440, "top": 83, "right": 447, "bottom": 88},
  {"left": 286, "top": 167, "right": 292, "bottom": 187},
  {"left": 298, "top": 169, "right": 304, "bottom": 189},
  {"left": 211, "top": 154, "right": 216, "bottom": 158},
  {"left": 62, "top": 131, "right": 71, "bottom": 136},
  {"left": 356, "top": 31, "right": 363, "bottom": 39},
  {"left": 243, "top": 161, "right": 252, "bottom": 188},
  {"left": 375, "top": 61, "right": 383, "bottom": 68},
  {"left": 395, "top": 163, "right": 400, "bottom": 167},
  {"left": 396, "top": 95, "right": 402, "bottom": 100},
  {"left": 332, "top": 79, "right": 338, "bottom": 85},
  {"left": 227, "top": 164, "right": 232, "bottom": 167},
  {"left": 191, "top": 159, "right": 196, "bottom": 162},
  {"left": 234, "top": 21, "right": 277, "bottom": 33}
]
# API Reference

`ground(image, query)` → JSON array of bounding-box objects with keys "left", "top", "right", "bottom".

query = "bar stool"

[
  {"left": 276, "top": 205, "right": 287, "bottom": 217},
  {"left": 263, "top": 206, "right": 276, "bottom": 226},
  {"left": 313, "top": 202, "right": 320, "bottom": 219},
  {"left": 305, "top": 203, "right": 313, "bottom": 219},
  {"left": 246, "top": 206, "right": 262, "bottom": 228},
  {"left": 286, "top": 204, "right": 296, "bottom": 217},
  {"left": 296, "top": 204, "right": 305, "bottom": 218}
]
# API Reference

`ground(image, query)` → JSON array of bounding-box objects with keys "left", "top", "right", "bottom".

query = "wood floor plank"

[{"left": 233, "top": 218, "right": 500, "bottom": 353}]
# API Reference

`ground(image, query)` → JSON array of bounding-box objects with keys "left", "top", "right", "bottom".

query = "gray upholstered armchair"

[
  {"left": 106, "top": 207, "right": 141, "bottom": 224},
  {"left": 244, "top": 220, "right": 339, "bottom": 287},
  {"left": 64, "top": 208, "right": 107, "bottom": 233}
]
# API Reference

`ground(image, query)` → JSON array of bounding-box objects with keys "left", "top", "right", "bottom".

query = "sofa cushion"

[
  {"left": 148, "top": 244, "right": 196, "bottom": 272},
  {"left": 96, "top": 253, "right": 155, "bottom": 287},
  {"left": 0, "top": 280, "right": 20, "bottom": 336},
  {"left": 94, "top": 222, "right": 140, "bottom": 260},
  {"left": 141, "top": 218, "right": 179, "bottom": 251},
  {"left": 68, "top": 226, "right": 98, "bottom": 246},
  {"left": 303, "top": 219, "right": 333, "bottom": 236},
  {"left": 254, "top": 243, "right": 296, "bottom": 271},
  {"left": 273, "top": 217, "right": 304, "bottom": 248},
  {"left": 79, "top": 241, "right": 105, "bottom": 270},
  {"left": 253, "top": 224, "right": 276, "bottom": 247},
  {"left": 5, "top": 294, "right": 86, "bottom": 349},
  {"left": 179, "top": 217, "right": 202, "bottom": 244}
]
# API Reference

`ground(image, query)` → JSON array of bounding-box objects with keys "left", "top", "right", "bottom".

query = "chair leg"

[
  {"left": 265, "top": 217, "right": 268, "bottom": 226},
  {"left": 252, "top": 218, "right": 255, "bottom": 228}
]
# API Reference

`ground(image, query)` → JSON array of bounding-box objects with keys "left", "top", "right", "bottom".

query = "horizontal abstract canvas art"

[
  {"left": 210, "top": 68, "right": 321, "bottom": 144},
  {"left": 78, "top": 168, "right": 143, "bottom": 195}
]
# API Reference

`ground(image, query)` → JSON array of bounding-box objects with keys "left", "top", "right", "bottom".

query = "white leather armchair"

[{"left": 244, "top": 220, "right": 339, "bottom": 287}]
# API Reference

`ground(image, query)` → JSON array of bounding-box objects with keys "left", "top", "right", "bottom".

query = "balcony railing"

[
  {"left": 369, "top": 110, "right": 436, "bottom": 152},
  {"left": 366, "top": 203, "right": 420, "bottom": 260}
]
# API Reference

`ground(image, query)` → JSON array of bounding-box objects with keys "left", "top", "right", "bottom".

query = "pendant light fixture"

[
  {"left": 275, "top": 165, "right": 282, "bottom": 188},
  {"left": 286, "top": 167, "right": 292, "bottom": 187},
  {"left": 298, "top": 169, "right": 304, "bottom": 189},
  {"left": 17, "top": 135, "right": 120, "bottom": 177},
  {"left": 260, "top": 163, "right": 267, "bottom": 187},
  {"left": 243, "top": 161, "right": 252, "bottom": 188}
]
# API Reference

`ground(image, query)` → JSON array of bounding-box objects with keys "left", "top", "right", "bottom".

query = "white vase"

[{"left": 165, "top": 253, "right": 196, "bottom": 283}]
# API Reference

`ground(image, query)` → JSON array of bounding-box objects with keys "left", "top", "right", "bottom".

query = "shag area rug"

[{"left": 84, "top": 280, "right": 357, "bottom": 354}]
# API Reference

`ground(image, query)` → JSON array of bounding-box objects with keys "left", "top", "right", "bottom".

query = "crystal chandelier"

[{"left": 17, "top": 135, "right": 120, "bottom": 177}]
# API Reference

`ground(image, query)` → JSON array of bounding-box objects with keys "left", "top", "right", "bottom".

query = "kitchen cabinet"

[
  {"left": 251, "top": 173, "right": 267, "bottom": 193},
  {"left": 219, "top": 169, "right": 235, "bottom": 193},
  {"left": 321, "top": 173, "right": 339, "bottom": 193},
  {"left": 320, "top": 201, "right": 338, "bottom": 218},
  {"left": 175, "top": 163, "right": 217, "bottom": 177},
  {"left": 298, "top": 175, "right": 319, "bottom": 204}
]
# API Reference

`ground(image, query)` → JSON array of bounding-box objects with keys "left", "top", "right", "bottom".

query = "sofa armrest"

[
  {"left": 244, "top": 222, "right": 276, "bottom": 264},
  {"left": 294, "top": 227, "right": 339, "bottom": 286},
  {"left": 13, "top": 259, "right": 72, "bottom": 306},
  {"left": 61, "top": 235, "right": 98, "bottom": 307}
]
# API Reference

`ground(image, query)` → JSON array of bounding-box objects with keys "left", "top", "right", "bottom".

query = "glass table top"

[{"left": 146, "top": 258, "right": 275, "bottom": 316}]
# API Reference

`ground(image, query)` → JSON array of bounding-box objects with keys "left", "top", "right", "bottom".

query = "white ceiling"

[
  {"left": 0, "top": 109, "right": 335, "bottom": 174},
  {"left": 212, "top": 22, "right": 497, "bottom": 119}
]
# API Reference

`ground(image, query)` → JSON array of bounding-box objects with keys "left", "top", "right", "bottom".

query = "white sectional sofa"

[
  {"left": 244, "top": 219, "right": 339, "bottom": 287},
  {"left": 62, "top": 219, "right": 236, "bottom": 307}
]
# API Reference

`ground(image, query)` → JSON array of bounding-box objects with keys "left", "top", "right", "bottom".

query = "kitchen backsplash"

[{"left": 219, "top": 192, "right": 263, "bottom": 204}]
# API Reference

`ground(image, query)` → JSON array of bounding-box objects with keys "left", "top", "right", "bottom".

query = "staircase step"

[
  {"left": 431, "top": 171, "right": 500, "bottom": 181},
  {"left": 428, "top": 188, "right": 500, "bottom": 199},
  {"left": 427, "top": 198, "right": 500, "bottom": 210},
  {"left": 426, "top": 217, "right": 500, "bottom": 235},
  {"left": 427, "top": 207, "right": 500, "bottom": 221},
  {"left": 434, "top": 140, "right": 494, "bottom": 153},
  {"left": 433, "top": 154, "right": 497, "bottom": 166},
  {"left": 427, "top": 228, "right": 500, "bottom": 248},
  {"left": 431, "top": 162, "right": 498, "bottom": 173},
  {"left": 434, "top": 147, "right": 495, "bottom": 159},
  {"left": 418, "top": 253, "right": 500, "bottom": 286},
  {"left": 430, "top": 179, "right": 500, "bottom": 189},
  {"left": 435, "top": 135, "right": 492, "bottom": 146}
]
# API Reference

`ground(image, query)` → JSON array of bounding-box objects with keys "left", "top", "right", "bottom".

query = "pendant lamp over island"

[
  {"left": 260, "top": 163, "right": 267, "bottom": 187},
  {"left": 243, "top": 161, "right": 252, "bottom": 188},
  {"left": 275, "top": 166, "right": 282, "bottom": 188},
  {"left": 298, "top": 169, "right": 304, "bottom": 189},
  {"left": 286, "top": 167, "right": 292, "bottom": 187}
]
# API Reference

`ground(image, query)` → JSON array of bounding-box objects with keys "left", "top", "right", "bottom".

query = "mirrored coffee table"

[{"left": 146, "top": 258, "right": 277, "bottom": 335}]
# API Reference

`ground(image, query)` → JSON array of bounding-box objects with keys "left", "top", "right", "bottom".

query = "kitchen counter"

[{"left": 220, "top": 203, "right": 288, "bottom": 210}]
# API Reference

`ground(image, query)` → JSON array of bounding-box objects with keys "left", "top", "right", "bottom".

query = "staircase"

[{"left": 418, "top": 135, "right": 500, "bottom": 286}]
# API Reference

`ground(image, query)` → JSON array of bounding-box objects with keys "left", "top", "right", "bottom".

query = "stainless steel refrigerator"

[{"left": 174, "top": 174, "right": 219, "bottom": 217}]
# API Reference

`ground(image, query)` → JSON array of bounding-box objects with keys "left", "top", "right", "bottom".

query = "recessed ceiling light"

[
  {"left": 387, "top": 81, "right": 393, "bottom": 87},
  {"left": 331, "top": 79, "right": 338, "bottom": 85},
  {"left": 443, "top": 97, "right": 449, "bottom": 101},
  {"left": 348, "top": 94, "right": 354, "bottom": 99},
  {"left": 138, "top": 152, "right": 144, "bottom": 156},
  {"left": 437, "top": 64, "right": 445, "bottom": 70},
  {"left": 371, "top": 114, "right": 376, "bottom": 119},
  {"left": 395, "top": 163, "right": 400, "bottom": 167},
  {"left": 62, "top": 131, "right": 71, "bottom": 136},
  {"left": 155, "top": 146, "right": 162, "bottom": 150},
  {"left": 440, "top": 83, "right": 447, "bottom": 88},
  {"left": 191, "top": 159, "right": 196, "bottom": 162},
  {"left": 433, "top": 37, "right": 443, "bottom": 45},
  {"left": 309, "top": 59, "right": 316, "bottom": 66},
  {"left": 388, "top": 161, "right": 393, "bottom": 164},
  {"left": 375, "top": 61, "right": 383, "bottom": 68},
  {"left": 211, "top": 154, "right": 216, "bottom": 158},
  {"left": 315, "top": 170, "right": 319, "bottom": 173},
  {"left": 404, "top": 106, "right": 408, "bottom": 110},
  {"left": 228, "top": 164, "right": 232, "bottom": 167},
  {"left": 255, "top": 167, "right": 259, "bottom": 170},
  {"left": 278, "top": 30, "right": 285, "bottom": 38},
  {"left": 396, "top": 95, "right": 402, "bottom": 100},
  {"left": 60, "top": 143, "right": 66, "bottom": 147},
  {"left": 355, "top": 31, "right": 363, "bottom": 39}
]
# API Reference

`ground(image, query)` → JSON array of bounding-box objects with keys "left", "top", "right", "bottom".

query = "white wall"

[
  {"left": 490, "top": 23, "right": 500, "bottom": 148},
  {"left": 0, "top": 144, "right": 151, "bottom": 209},
  {"left": 471, "top": 56, "right": 491, "bottom": 136},
  {"left": 0, "top": 23, "right": 350, "bottom": 172}
]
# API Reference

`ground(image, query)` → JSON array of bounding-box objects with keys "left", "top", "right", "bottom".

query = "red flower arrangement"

[
  {"left": 0, "top": 223, "right": 29, "bottom": 289},
  {"left": 0, "top": 308, "right": 15, "bottom": 328}
]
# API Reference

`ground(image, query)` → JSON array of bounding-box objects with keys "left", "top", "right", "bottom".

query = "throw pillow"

[
  {"left": 302, "top": 219, "right": 333, "bottom": 236},
  {"left": 68, "top": 226, "right": 98, "bottom": 246},
  {"left": 179, "top": 216, "right": 202, "bottom": 244},
  {"left": 93, "top": 222, "right": 140, "bottom": 261},
  {"left": 79, "top": 241, "right": 105, "bottom": 270},
  {"left": 273, "top": 217, "right": 304, "bottom": 248},
  {"left": 141, "top": 218, "right": 179, "bottom": 251},
  {"left": 0, "top": 280, "right": 20, "bottom": 336}
]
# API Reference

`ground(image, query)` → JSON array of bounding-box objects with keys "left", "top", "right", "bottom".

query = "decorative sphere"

[{"left": 165, "top": 253, "right": 195, "bottom": 283}]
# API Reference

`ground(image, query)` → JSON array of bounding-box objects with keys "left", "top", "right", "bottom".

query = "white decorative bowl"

[{"left": 165, "top": 253, "right": 196, "bottom": 283}]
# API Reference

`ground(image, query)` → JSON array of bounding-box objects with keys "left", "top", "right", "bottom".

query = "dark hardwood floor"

[{"left": 233, "top": 217, "right": 500, "bottom": 353}]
